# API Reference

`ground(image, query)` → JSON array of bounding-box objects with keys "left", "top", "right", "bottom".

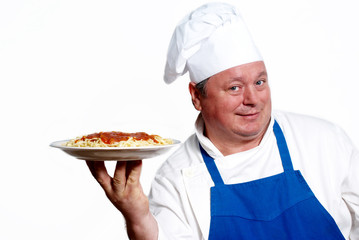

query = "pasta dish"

[{"left": 65, "top": 131, "right": 173, "bottom": 147}]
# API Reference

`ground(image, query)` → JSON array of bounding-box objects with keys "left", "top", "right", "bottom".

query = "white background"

[{"left": 0, "top": 0, "right": 358, "bottom": 239}]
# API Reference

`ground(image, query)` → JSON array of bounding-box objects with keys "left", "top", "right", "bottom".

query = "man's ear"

[{"left": 189, "top": 82, "right": 202, "bottom": 111}]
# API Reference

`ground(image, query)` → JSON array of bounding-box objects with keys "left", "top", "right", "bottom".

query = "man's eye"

[
  {"left": 230, "top": 86, "right": 240, "bottom": 91},
  {"left": 256, "top": 80, "right": 265, "bottom": 86}
]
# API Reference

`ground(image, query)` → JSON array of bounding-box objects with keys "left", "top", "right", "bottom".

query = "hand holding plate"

[{"left": 86, "top": 160, "right": 158, "bottom": 239}]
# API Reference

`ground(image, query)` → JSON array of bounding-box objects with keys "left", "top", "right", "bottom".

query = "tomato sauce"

[{"left": 79, "top": 131, "right": 159, "bottom": 144}]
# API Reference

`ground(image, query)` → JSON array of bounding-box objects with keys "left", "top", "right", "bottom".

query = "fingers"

[
  {"left": 86, "top": 160, "right": 147, "bottom": 220},
  {"left": 86, "top": 161, "right": 112, "bottom": 193},
  {"left": 86, "top": 159, "right": 144, "bottom": 206},
  {"left": 111, "top": 161, "right": 127, "bottom": 192},
  {"left": 125, "top": 160, "right": 143, "bottom": 184},
  {"left": 112, "top": 160, "right": 143, "bottom": 192}
]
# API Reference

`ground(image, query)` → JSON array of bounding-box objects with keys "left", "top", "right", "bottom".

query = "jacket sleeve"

[
  {"left": 342, "top": 148, "right": 359, "bottom": 240},
  {"left": 148, "top": 171, "right": 203, "bottom": 240},
  {"left": 340, "top": 130, "right": 359, "bottom": 239}
]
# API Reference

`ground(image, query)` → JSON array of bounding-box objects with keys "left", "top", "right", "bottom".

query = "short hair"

[{"left": 195, "top": 78, "right": 209, "bottom": 96}]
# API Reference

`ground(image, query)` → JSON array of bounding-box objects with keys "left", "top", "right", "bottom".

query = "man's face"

[{"left": 192, "top": 61, "right": 272, "bottom": 145}]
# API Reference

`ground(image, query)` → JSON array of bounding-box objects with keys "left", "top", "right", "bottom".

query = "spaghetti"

[{"left": 65, "top": 131, "right": 173, "bottom": 147}]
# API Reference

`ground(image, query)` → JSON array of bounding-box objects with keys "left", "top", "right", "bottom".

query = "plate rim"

[{"left": 50, "top": 139, "right": 181, "bottom": 151}]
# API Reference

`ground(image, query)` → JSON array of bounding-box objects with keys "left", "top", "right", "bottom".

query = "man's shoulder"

[
  {"left": 155, "top": 133, "right": 201, "bottom": 177},
  {"left": 272, "top": 110, "right": 350, "bottom": 146},
  {"left": 273, "top": 110, "right": 339, "bottom": 131}
]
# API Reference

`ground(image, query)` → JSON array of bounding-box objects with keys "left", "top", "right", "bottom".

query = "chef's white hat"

[{"left": 164, "top": 2, "right": 263, "bottom": 84}]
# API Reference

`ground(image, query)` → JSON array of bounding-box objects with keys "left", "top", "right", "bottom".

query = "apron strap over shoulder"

[
  {"left": 200, "top": 120, "right": 294, "bottom": 185},
  {"left": 273, "top": 120, "right": 294, "bottom": 172},
  {"left": 199, "top": 144, "right": 225, "bottom": 185}
]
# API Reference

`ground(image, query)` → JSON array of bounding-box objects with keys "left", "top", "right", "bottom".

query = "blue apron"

[{"left": 200, "top": 120, "right": 345, "bottom": 239}]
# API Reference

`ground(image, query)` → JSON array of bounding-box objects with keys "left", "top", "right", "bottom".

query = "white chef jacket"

[{"left": 149, "top": 110, "right": 359, "bottom": 239}]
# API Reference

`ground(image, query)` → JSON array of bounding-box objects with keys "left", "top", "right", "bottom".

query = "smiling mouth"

[
  {"left": 237, "top": 112, "right": 259, "bottom": 119},
  {"left": 238, "top": 112, "right": 258, "bottom": 116}
]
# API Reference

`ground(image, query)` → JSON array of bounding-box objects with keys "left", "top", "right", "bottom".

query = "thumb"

[{"left": 86, "top": 160, "right": 112, "bottom": 193}]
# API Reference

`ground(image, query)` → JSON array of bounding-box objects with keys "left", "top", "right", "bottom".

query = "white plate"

[{"left": 50, "top": 139, "right": 181, "bottom": 161}]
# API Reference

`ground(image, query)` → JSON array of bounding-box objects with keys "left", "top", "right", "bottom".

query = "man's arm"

[
  {"left": 86, "top": 160, "right": 158, "bottom": 240},
  {"left": 342, "top": 149, "right": 359, "bottom": 239}
]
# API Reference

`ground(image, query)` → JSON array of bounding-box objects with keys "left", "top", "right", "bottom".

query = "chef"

[{"left": 86, "top": 2, "right": 359, "bottom": 239}]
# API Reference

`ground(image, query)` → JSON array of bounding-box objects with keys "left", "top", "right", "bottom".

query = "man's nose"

[{"left": 243, "top": 86, "right": 258, "bottom": 106}]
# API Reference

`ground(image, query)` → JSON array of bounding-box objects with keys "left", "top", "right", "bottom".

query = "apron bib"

[{"left": 200, "top": 120, "right": 345, "bottom": 239}]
